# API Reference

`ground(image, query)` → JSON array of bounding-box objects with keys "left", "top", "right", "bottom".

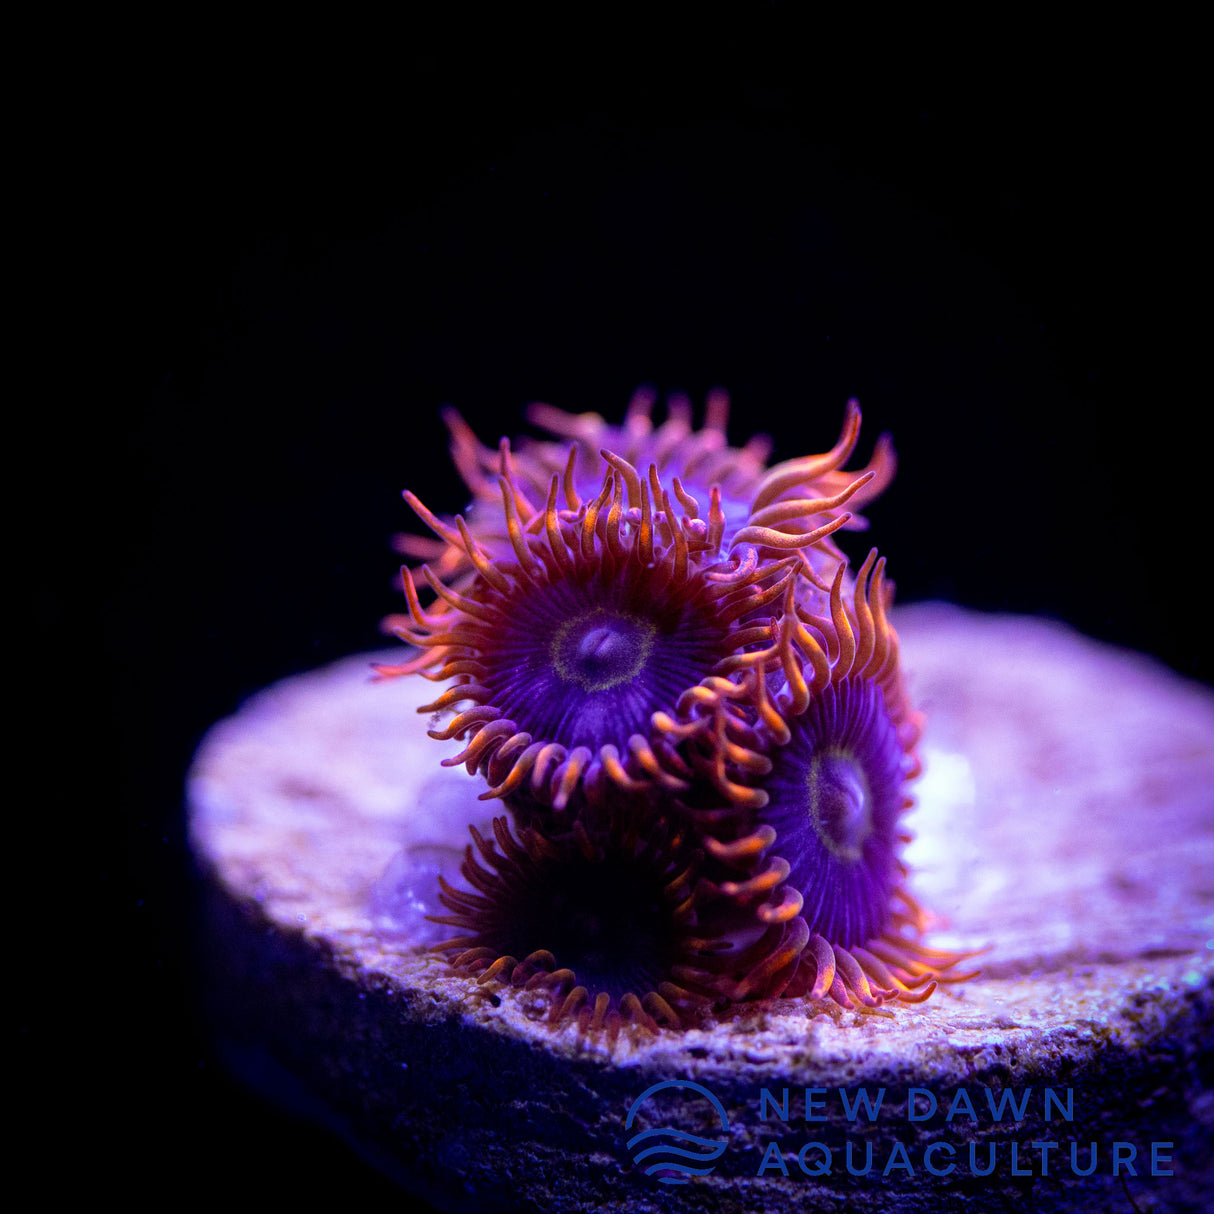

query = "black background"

[{"left": 72, "top": 25, "right": 1207, "bottom": 1209}]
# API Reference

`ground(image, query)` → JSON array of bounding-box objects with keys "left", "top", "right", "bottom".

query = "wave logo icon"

[{"left": 624, "top": 1080, "right": 730, "bottom": 1184}]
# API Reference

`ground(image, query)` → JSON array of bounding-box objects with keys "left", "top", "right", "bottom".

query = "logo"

[{"left": 624, "top": 1080, "right": 730, "bottom": 1184}]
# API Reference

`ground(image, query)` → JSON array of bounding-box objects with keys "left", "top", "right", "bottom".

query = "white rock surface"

[{"left": 189, "top": 606, "right": 1214, "bottom": 1212}]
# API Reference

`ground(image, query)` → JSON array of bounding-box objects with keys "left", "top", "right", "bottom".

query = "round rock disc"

[{"left": 188, "top": 604, "right": 1214, "bottom": 1212}]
